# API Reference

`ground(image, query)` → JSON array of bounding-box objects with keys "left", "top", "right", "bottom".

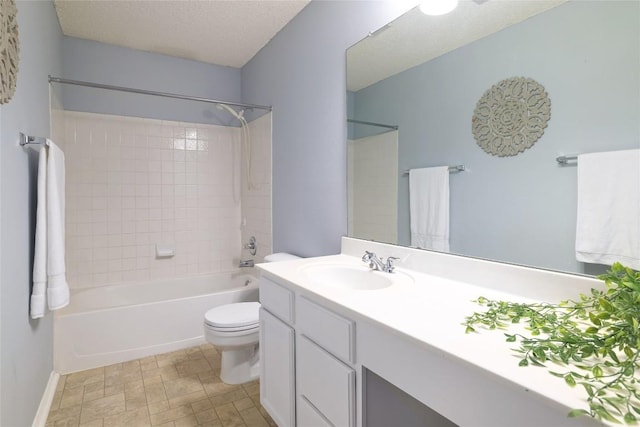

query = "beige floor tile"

[
  {"left": 210, "top": 389, "right": 248, "bottom": 408},
  {"left": 191, "top": 398, "right": 213, "bottom": 414},
  {"left": 124, "top": 379, "right": 147, "bottom": 405},
  {"left": 67, "top": 368, "right": 105, "bottom": 388},
  {"left": 214, "top": 403, "right": 246, "bottom": 427},
  {"left": 104, "top": 383, "right": 124, "bottom": 397},
  {"left": 83, "top": 382, "right": 105, "bottom": 403},
  {"left": 238, "top": 407, "right": 269, "bottom": 427},
  {"left": 145, "top": 380, "right": 168, "bottom": 404},
  {"left": 175, "top": 357, "right": 213, "bottom": 377},
  {"left": 142, "top": 365, "right": 180, "bottom": 382},
  {"left": 79, "top": 419, "right": 103, "bottom": 427},
  {"left": 49, "top": 345, "right": 272, "bottom": 427},
  {"left": 148, "top": 399, "right": 170, "bottom": 415},
  {"left": 241, "top": 382, "right": 259, "bottom": 397},
  {"left": 195, "top": 408, "right": 219, "bottom": 424},
  {"left": 103, "top": 406, "right": 151, "bottom": 427},
  {"left": 57, "top": 375, "right": 68, "bottom": 392},
  {"left": 60, "top": 384, "right": 85, "bottom": 409},
  {"left": 174, "top": 414, "right": 200, "bottom": 427},
  {"left": 156, "top": 350, "right": 189, "bottom": 367},
  {"left": 79, "top": 393, "right": 126, "bottom": 424},
  {"left": 232, "top": 398, "right": 254, "bottom": 412},
  {"left": 48, "top": 415, "right": 80, "bottom": 427},
  {"left": 149, "top": 405, "right": 194, "bottom": 426},
  {"left": 202, "top": 377, "right": 241, "bottom": 397},
  {"left": 51, "top": 390, "right": 63, "bottom": 411},
  {"left": 163, "top": 376, "right": 204, "bottom": 400},
  {"left": 48, "top": 405, "right": 82, "bottom": 423},
  {"left": 168, "top": 390, "right": 208, "bottom": 409}
]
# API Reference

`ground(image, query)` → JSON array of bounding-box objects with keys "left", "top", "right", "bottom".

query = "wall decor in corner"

[
  {"left": 0, "top": 0, "right": 19, "bottom": 104},
  {"left": 471, "top": 77, "right": 551, "bottom": 157}
]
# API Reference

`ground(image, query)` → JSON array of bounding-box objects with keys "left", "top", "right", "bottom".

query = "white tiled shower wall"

[
  {"left": 348, "top": 131, "right": 398, "bottom": 244},
  {"left": 240, "top": 113, "right": 272, "bottom": 264},
  {"left": 58, "top": 111, "right": 271, "bottom": 289}
]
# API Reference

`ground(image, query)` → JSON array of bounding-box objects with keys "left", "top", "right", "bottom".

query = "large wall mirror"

[{"left": 347, "top": 0, "right": 639, "bottom": 275}]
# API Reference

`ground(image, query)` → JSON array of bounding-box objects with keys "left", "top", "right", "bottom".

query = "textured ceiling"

[
  {"left": 54, "top": 0, "right": 310, "bottom": 68},
  {"left": 347, "top": 0, "right": 567, "bottom": 92}
]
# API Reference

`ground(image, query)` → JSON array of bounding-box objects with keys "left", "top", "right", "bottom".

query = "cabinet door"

[
  {"left": 260, "top": 308, "right": 295, "bottom": 427},
  {"left": 297, "top": 336, "right": 355, "bottom": 427}
]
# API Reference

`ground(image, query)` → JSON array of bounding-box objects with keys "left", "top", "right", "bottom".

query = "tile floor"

[{"left": 46, "top": 344, "right": 275, "bottom": 427}]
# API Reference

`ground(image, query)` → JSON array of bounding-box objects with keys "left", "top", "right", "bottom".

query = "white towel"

[
  {"left": 30, "top": 140, "right": 69, "bottom": 319},
  {"left": 575, "top": 149, "right": 640, "bottom": 270},
  {"left": 409, "top": 167, "right": 450, "bottom": 252}
]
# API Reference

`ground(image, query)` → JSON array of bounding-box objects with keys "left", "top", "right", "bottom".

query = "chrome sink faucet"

[{"left": 361, "top": 251, "right": 398, "bottom": 273}]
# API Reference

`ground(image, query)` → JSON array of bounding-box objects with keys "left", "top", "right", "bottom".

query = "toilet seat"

[{"left": 204, "top": 302, "right": 260, "bottom": 332}]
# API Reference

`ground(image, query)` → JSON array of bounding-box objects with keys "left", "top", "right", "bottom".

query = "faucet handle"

[{"left": 384, "top": 256, "right": 399, "bottom": 273}]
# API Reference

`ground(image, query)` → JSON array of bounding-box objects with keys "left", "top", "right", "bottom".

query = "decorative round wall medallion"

[
  {"left": 0, "top": 0, "right": 19, "bottom": 104},
  {"left": 472, "top": 77, "right": 550, "bottom": 157}
]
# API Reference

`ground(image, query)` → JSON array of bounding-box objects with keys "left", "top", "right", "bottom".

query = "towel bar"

[
  {"left": 19, "top": 133, "right": 47, "bottom": 146},
  {"left": 402, "top": 165, "right": 465, "bottom": 175}
]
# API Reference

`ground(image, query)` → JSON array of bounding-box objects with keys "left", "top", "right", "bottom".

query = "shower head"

[{"left": 216, "top": 103, "right": 245, "bottom": 121}]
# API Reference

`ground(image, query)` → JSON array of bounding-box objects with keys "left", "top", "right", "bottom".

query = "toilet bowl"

[
  {"left": 204, "top": 302, "right": 261, "bottom": 384},
  {"left": 203, "top": 252, "right": 300, "bottom": 384}
]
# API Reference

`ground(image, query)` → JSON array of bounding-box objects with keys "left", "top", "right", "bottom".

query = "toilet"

[{"left": 203, "top": 252, "right": 301, "bottom": 384}]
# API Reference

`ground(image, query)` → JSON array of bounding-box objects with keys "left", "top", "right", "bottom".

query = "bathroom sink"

[{"left": 301, "top": 263, "right": 412, "bottom": 291}]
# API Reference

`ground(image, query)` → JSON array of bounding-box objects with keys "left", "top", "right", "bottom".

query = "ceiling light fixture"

[{"left": 419, "top": 0, "right": 458, "bottom": 16}]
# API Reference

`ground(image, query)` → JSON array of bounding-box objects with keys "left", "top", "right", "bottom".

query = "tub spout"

[{"left": 239, "top": 259, "right": 254, "bottom": 268}]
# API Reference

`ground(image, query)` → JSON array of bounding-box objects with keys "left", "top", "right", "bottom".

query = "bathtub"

[{"left": 54, "top": 271, "right": 259, "bottom": 374}]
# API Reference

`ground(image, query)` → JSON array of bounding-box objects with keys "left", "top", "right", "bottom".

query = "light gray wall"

[
  {"left": 241, "top": 0, "right": 413, "bottom": 257},
  {"left": 0, "top": 1, "right": 63, "bottom": 425},
  {"left": 61, "top": 37, "right": 243, "bottom": 125},
  {"left": 353, "top": 1, "right": 640, "bottom": 273}
]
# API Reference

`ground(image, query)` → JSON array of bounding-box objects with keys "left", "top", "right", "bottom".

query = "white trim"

[{"left": 31, "top": 371, "right": 59, "bottom": 427}]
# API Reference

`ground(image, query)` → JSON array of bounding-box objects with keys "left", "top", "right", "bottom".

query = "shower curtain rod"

[
  {"left": 348, "top": 118, "right": 398, "bottom": 130},
  {"left": 48, "top": 76, "right": 272, "bottom": 111}
]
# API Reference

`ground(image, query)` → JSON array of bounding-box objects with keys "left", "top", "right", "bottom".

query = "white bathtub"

[{"left": 54, "top": 271, "right": 259, "bottom": 374}]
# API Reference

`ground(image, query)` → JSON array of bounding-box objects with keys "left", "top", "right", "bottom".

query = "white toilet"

[{"left": 203, "top": 252, "right": 300, "bottom": 384}]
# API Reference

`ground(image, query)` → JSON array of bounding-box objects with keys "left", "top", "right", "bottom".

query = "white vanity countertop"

[{"left": 257, "top": 245, "right": 607, "bottom": 426}]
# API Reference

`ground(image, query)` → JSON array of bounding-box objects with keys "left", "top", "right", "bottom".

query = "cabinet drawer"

[
  {"left": 259, "top": 276, "right": 294, "bottom": 324},
  {"left": 297, "top": 336, "right": 355, "bottom": 427},
  {"left": 297, "top": 296, "right": 355, "bottom": 363}
]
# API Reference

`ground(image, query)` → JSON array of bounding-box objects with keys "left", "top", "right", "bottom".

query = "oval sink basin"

[{"left": 301, "top": 263, "right": 412, "bottom": 291}]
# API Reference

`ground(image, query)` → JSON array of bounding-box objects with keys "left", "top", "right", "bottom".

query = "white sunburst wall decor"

[
  {"left": 472, "top": 77, "right": 551, "bottom": 157},
  {"left": 0, "top": 0, "right": 19, "bottom": 104}
]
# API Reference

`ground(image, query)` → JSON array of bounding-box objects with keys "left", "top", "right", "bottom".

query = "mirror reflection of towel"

[
  {"left": 575, "top": 149, "right": 640, "bottom": 270},
  {"left": 409, "top": 167, "right": 450, "bottom": 252}
]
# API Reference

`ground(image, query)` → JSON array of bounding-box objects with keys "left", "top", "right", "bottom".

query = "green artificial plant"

[{"left": 464, "top": 262, "right": 640, "bottom": 425}]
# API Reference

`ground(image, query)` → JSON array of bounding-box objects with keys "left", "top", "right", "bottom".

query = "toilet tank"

[{"left": 264, "top": 252, "right": 301, "bottom": 263}]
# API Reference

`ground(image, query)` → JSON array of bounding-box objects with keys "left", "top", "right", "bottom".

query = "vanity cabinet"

[
  {"left": 259, "top": 275, "right": 356, "bottom": 427},
  {"left": 259, "top": 307, "right": 295, "bottom": 427}
]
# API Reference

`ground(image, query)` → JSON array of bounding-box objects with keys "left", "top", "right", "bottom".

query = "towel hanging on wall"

[
  {"left": 31, "top": 140, "right": 69, "bottom": 319},
  {"left": 575, "top": 149, "right": 640, "bottom": 270}
]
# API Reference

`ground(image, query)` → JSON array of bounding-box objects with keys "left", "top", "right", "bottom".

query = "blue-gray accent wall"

[
  {"left": 352, "top": 1, "right": 640, "bottom": 273},
  {"left": 61, "top": 37, "right": 243, "bottom": 125},
  {"left": 0, "top": 1, "right": 63, "bottom": 425},
  {"left": 241, "top": 1, "right": 412, "bottom": 257}
]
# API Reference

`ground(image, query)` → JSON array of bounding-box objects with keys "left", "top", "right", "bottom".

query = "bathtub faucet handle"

[{"left": 244, "top": 236, "right": 257, "bottom": 256}]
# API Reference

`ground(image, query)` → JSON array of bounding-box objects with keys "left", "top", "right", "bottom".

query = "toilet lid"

[{"left": 204, "top": 302, "right": 260, "bottom": 329}]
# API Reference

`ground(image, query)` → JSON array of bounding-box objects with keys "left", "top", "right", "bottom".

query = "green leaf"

[
  {"left": 624, "top": 412, "right": 638, "bottom": 425},
  {"left": 599, "top": 297, "right": 614, "bottom": 312},
  {"left": 504, "top": 334, "right": 516, "bottom": 342},
  {"left": 564, "top": 373, "right": 576, "bottom": 387},
  {"left": 465, "top": 326, "right": 475, "bottom": 334},
  {"left": 567, "top": 408, "right": 591, "bottom": 418},
  {"left": 518, "top": 358, "right": 529, "bottom": 367}
]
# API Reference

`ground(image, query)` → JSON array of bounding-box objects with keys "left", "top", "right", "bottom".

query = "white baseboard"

[{"left": 32, "top": 371, "right": 59, "bottom": 427}]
